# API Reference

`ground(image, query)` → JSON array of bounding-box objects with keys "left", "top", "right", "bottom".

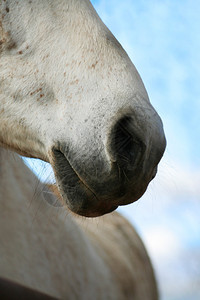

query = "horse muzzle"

[{"left": 49, "top": 111, "right": 166, "bottom": 217}]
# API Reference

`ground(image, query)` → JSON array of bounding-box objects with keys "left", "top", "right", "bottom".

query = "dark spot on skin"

[
  {"left": 6, "top": 7, "right": 9, "bottom": 13},
  {"left": 30, "top": 87, "right": 43, "bottom": 96},
  {"left": 40, "top": 94, "right": 44, "bottom": 98},
  {"left": 89, "top": 60, "right": 98, "bottom": 69},
  {"left": 70, "top": 79, "right": 79, "bottom": 85},
  {"left": 18, "top": 50, "right": 23, "bottom": 55},
  {"left": 19, "top": 118, "right": 25, "bottom": 125},
  {"left": 7, "top": 41, "right": 17, "bottom": 50}
]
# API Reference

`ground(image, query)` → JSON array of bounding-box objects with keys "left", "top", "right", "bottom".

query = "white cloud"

[{"left": 143, "top": 226, "right": 181, "bottom": 259}]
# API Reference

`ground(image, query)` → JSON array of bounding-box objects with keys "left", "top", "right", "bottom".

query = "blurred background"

[{"left": 24, "top": 1, "right": 200, "bottom": 299}]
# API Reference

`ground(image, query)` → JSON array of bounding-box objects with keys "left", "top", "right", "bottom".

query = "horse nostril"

[{"left": 111, "top": 116, "right": 143, "bottom": 169}]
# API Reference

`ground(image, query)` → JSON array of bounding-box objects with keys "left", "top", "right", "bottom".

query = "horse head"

[{"left": 0, "top": 0, "right": 166, "bottom": 216}]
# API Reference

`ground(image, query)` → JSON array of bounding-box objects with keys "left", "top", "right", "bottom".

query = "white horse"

[{"left": 0, "top": 0, "right": 166, "bottom": 299}]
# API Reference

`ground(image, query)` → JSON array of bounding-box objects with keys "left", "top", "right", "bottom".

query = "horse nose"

[{"left": 110, "top": 116, "right": 144, "bottom": 170}]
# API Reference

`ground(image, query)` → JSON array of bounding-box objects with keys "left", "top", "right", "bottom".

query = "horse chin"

[{"left": 70, "top": 201, "right": 119, "bottom": 218}]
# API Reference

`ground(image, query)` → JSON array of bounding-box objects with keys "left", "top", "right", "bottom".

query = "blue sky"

[
  {"left": 92, "top": 0, "right": 200, "bottom": 170},
  {"left": 24, "top": 1, "right": 200, "bottom": 299}
]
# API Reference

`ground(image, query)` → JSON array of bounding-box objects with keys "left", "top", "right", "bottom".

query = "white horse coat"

[{"left": 0, "top": 0, "right": 165, "bottom": 298}]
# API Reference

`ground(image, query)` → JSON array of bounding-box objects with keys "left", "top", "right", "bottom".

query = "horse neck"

[
  {"left": 0, "top": 147, "right": 45, "bottom": 216},
  {"left": 0, "top": 147, "right": 73, "bottom": 247},
  {"left": 0, "top": 150, "right": 25, "bottom": 217},
  {"left": 0, "top": 147, "right": 81, "bottom": 235}
]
